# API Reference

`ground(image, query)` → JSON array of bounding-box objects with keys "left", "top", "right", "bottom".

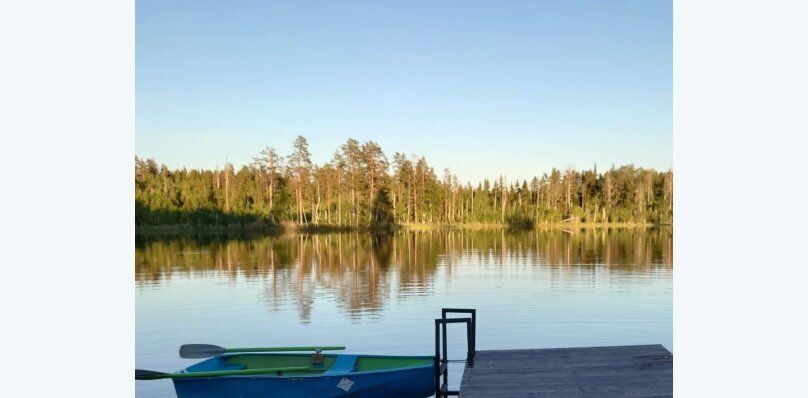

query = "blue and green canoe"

[{"left": 137, "top": 352, "right": 435, "bottom": 398}]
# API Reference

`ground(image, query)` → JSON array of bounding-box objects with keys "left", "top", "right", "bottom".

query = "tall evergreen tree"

[{"left": 288, "top": 136, "right": 312, "bottom": 223}]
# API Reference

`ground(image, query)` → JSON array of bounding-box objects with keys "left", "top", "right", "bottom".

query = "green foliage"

[
  {"left": 370, "top": 187, "right": 395, "bottom": 232},
  {"left": 505, "top": 214, "right": 534, "bottom": 229},
  {"left": 135, "top": 138, "right": 673, "bottom": 228}
]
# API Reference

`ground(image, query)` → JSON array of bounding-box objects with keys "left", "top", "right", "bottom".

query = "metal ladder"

[{"left": 434, "top": 308, "right": 476, "bottom": 397}]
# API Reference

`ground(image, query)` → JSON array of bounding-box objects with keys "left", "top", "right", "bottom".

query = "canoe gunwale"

[{"left": 178, "top": 353, "right": 436, "bottom": 379}]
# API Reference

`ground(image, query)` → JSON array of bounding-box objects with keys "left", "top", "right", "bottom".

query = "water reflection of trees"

[{"left": 135, "top": 228, "right": 672, "bottom": 319}]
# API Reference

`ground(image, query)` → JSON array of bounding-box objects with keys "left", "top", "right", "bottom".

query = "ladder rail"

[{"left": 434, "top": 308, "right": 477, "bottom": 398}]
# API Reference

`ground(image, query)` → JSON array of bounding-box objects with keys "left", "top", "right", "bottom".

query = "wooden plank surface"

[{"left": 459, "top": 345, "right": 672, "bottom": 398}]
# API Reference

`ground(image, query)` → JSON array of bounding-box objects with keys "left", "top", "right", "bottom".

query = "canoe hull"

[{"left": 172, "top": 363, "right": 434, "bottom": 398}]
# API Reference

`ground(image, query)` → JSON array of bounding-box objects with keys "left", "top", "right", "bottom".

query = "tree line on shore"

[{"left": 135, "top": 135, "right": 673, "bottom": 228}]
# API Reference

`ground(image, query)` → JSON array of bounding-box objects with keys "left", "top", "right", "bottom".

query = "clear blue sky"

[{"left": 136, "top": 0, "right": 671, "bottom": 183}]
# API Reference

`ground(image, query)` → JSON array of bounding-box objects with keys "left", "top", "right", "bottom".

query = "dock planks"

[{"left": 459, "top": 344, "right": 672, "bottom": 397}]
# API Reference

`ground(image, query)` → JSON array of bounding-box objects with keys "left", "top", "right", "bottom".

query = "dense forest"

[{"left": 135, "top": 136, "right": 672, "bottom": 228}]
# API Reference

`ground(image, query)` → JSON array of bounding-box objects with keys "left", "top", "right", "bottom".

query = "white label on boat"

[{"left": 337, "top": 377, "right": 355, "bottom": 392}]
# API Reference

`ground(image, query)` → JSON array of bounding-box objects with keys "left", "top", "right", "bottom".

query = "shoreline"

[
  {"left": 135, "top": 221, "right": 670, "bottom": 237},
  {"left": 400, "top": 222, "right": 665, "bottom": 230}
]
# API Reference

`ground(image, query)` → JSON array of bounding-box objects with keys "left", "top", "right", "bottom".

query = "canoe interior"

[{"left": 184, "top": 353, "right": 434, "bottom": 377}]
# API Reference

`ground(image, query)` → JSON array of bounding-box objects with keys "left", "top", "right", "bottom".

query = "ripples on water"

[{"left": 136, "top": 227, "right": 672, "bottom": 397}]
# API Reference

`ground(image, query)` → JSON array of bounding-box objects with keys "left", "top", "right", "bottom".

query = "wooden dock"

[{"left": 459, "top": 344, "right": 672, "bottom": 397}]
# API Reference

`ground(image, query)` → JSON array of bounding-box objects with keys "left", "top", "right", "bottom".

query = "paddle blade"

[
  {"left": 180, "top": 344, "right": 226, "bottom": 359},
  {"left": 136, "top": 369, "right": 168, "bottom": 380}
]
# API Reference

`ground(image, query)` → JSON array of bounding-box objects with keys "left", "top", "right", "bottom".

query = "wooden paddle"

[
  {"left": 135, "top": 366, "right": 310, "bottom": 380},
  {"left": 179, "top": 344, "right": 346, "bottom": 359}
]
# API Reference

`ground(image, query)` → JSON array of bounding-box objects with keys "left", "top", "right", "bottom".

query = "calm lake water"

[{"left": 135, "top": 227, "right": 672, "bottom": 397}]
